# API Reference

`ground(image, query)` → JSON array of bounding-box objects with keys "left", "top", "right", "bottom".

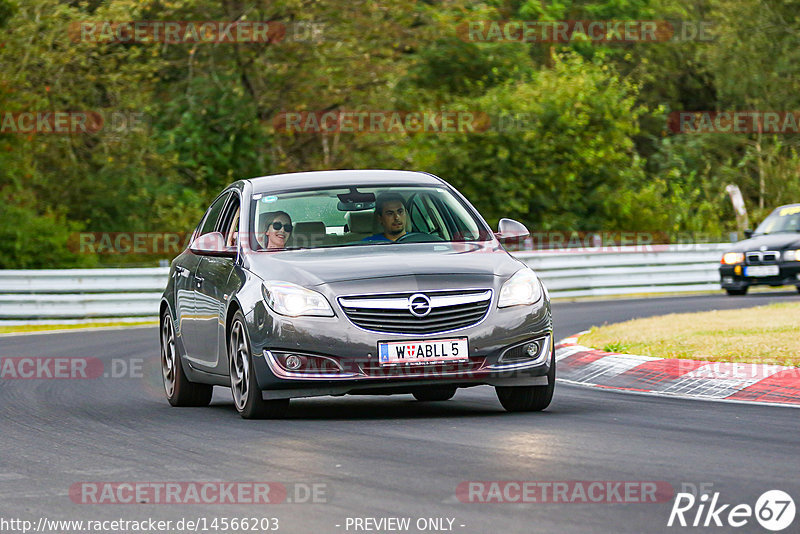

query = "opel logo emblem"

[{"left": 408, "top": 293, "right": 432, "bottom": 318}]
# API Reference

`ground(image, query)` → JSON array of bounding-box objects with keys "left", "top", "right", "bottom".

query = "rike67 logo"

[{"left": 668, "top": 489, "right": 795, "bottom": 531}]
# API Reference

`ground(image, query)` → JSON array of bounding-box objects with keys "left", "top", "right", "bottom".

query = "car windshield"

[
  {"left": 754, "top": 205, "right": 800, "bottom": 235},
  {"left": 249, "top": 185, "right": 491, "bottom": 251}
]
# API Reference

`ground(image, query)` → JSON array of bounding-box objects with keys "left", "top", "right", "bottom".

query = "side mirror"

[
  {"left": 743, "top": 229, "right": 754, "bottom": 239},
  {"left": 496, "top": 218, "right": 530, "bottom": 241},
  {"left": 190, "top": 232, "right": 236, "bottom": 257}
]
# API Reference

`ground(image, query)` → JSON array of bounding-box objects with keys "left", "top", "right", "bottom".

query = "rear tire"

[
  {"left": 412, "top": 387, "right": 457, "bottom": 402},
  {"left": 229, "top": 311, "right": 290, "bottom": 419},
  {"left": 725, "top": 287, "right": 748, "bottom": 296},
  {"left": 796, "top": 286, "right": 800, "bottom": 294},
  {"left": 496, "top": 359, "right": 555, "bottom": 412},
  {"left": 161, "top": 310, "right": 213, "bottom": 407}
]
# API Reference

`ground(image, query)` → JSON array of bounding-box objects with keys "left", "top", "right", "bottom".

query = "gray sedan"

[{"left": 159, "top": 170, "right": 553, "bottom": 418}]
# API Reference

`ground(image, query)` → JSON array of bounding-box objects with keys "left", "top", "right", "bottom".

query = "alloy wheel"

[
  {"left": 161, "top": 317, "right": 177, "bottom": 398},
  {"left": 230, "top": 321, "right": 250, "bottom": 411}
]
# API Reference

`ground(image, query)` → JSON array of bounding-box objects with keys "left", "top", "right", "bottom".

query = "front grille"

[
  {"left": 746, "top": 251, "right": 779, "bottom": 265},
  {"left": 338, "top": 289, "right": 492, "bottom": 334}
]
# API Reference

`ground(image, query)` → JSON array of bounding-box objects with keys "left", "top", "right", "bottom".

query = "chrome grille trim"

[
  {"left": 338, "top": 289, "right": 493, "bottom": 335},
  {"left": 339, "top": 290, "right": 491, "bottom": 310}
]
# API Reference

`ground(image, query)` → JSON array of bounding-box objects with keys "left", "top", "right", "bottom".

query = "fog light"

[
  {"left": 493, "top": 335, "right": 551, "bottom": 368},
  {"left": 525, "top": 342, "right": 540, "bottom": 357},
  {"left": 285, "top": 354, "right": 303, "bottom": 370},
  {"left": 734, "top": 265, "right": 742, "bottom": 275},
  {"left": 272, "top": 351, "right": 344, "bottom": 374}
]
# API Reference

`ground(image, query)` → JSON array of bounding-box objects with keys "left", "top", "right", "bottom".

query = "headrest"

[
  {"left": 291, "top": 221, "right": 326, "bottom": 248},
  {"left": 345, "top": 210, "right": 377, "bottom": 234}
]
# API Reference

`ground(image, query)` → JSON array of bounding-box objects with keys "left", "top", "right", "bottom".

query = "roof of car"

[{"left": 247, "top": 169, "right": 444, "bottom": 193}]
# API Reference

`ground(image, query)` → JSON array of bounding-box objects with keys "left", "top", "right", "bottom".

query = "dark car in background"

[
  {"left": 159, "top": 170, "right": 554, "bottom": 418},
  {"left": 720, "top": 203, "right": 800, "bottom": 295}
]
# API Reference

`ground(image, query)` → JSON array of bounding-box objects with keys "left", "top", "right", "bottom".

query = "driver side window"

[
  {"left": 198, "top": 193, "right": 230, "bottom": 237},
  {"left": 218, "top": 195, "right": 241, "bottom": 248}
]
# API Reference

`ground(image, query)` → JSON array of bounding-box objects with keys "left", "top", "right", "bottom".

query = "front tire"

[
  {"left": 496, "top": 360, "right": 555, "bottom": 412},
  {"left": 412, "top": 387, "right": 457, "bottom": 402},
  {"left": 725, "top": 287, "right": 748, "bottom": 296},
  {"left": 161, "top": 311, "right": 213, "bottom": 407},
  {"left": 229, "top": 311, "right": 289, "bottom": 419}
]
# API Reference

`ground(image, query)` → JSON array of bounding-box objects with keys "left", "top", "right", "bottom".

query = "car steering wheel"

[{"left": 396, "top": 232, "right": 445, "bottom": 243}]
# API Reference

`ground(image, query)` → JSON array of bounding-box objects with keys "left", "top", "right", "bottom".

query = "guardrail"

[
  {"left": 0, "top": 244, "right": 730, "bottom": 322},
  {"left": 517, "top": 243, "right": 730, "bottom": 298},
  {"left": 0, "top": 268, "right": 168, "bottom": 321}
]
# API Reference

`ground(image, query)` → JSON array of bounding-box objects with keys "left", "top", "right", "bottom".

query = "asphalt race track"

[{"left": 1, "top": 292, "right": 799, "bottom": 534}]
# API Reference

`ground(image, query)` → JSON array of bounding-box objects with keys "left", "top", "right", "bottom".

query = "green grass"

[{"left": 578, "top": 302, "right": 800, "bottom": 366}]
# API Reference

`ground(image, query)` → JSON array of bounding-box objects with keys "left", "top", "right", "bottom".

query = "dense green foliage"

[{"left": 1, "top": 0, "right": 799, "bottom": 267}]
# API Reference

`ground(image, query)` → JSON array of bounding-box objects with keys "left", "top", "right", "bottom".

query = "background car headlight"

[
  {"left": 262, "top": 281, "right": 334, "bottom": 317},
  {"left": 498, "top": 268, "right": 543, "bottom": 308},
  {"left": 721, "top": 252, "right": 745, "bottom": 265},
  {"left": 783, "top": 250, "right": 800, "bottom": 261}
]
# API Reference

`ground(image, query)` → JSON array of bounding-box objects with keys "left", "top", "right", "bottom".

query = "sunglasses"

[{"left": 270, "top": 221, "right": 293, "bottom": 232}]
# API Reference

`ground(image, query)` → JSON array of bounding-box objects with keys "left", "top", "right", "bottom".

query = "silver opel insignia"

[{"left": 159, "top": 170, "right": 554, "bottom": 418}]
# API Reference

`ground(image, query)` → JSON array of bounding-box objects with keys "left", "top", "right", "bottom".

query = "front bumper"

[
  {"left": 246, "top": 291, "right": 553, "bottom": 399},
  {"left": 720, "top": 263, "right": 800, "bottom": 289},
  {"left": 256, "top": 338, "right": 552, "bottom": 400}
]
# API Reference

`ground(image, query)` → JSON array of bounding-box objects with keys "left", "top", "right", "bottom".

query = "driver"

[{"left": 363, "top": 193, "right": 407, "bottom": 242}]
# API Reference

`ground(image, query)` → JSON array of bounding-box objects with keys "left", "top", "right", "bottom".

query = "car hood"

[
  {"left": 726, "top": 233, "right": 800, "bottom": 252},
  {"left": 243, "top": 242, "right": 525, "bottom": 287}
]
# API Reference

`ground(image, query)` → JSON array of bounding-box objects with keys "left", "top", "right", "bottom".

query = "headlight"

[
  {"left": 783, "top": 250, "right": 800, "bottom": 261},
  {"left": 498, "top": 268, "right": 543, "bottom": 308},
  {"left": 262, "top": 281, "right": 334, "bottom": 317},
  {"left": 721, "top": 252, "right": 745, "bottom": 265}
]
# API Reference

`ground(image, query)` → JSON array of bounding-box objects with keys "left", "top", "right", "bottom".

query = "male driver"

[{"left": 362, "top": 192, "right": 408, "bottom": 242}]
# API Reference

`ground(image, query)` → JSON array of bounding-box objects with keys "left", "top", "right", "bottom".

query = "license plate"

[
  {"left": 378, "top": 338, "right": 468, "bottom": 366},
  {"left": 744, "top": 265, "right": 779, "bottom": 277}
]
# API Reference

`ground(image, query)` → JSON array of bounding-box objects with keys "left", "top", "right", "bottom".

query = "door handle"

[{"left": 195, "top": 275, "right": 204, "bottom": 288}]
